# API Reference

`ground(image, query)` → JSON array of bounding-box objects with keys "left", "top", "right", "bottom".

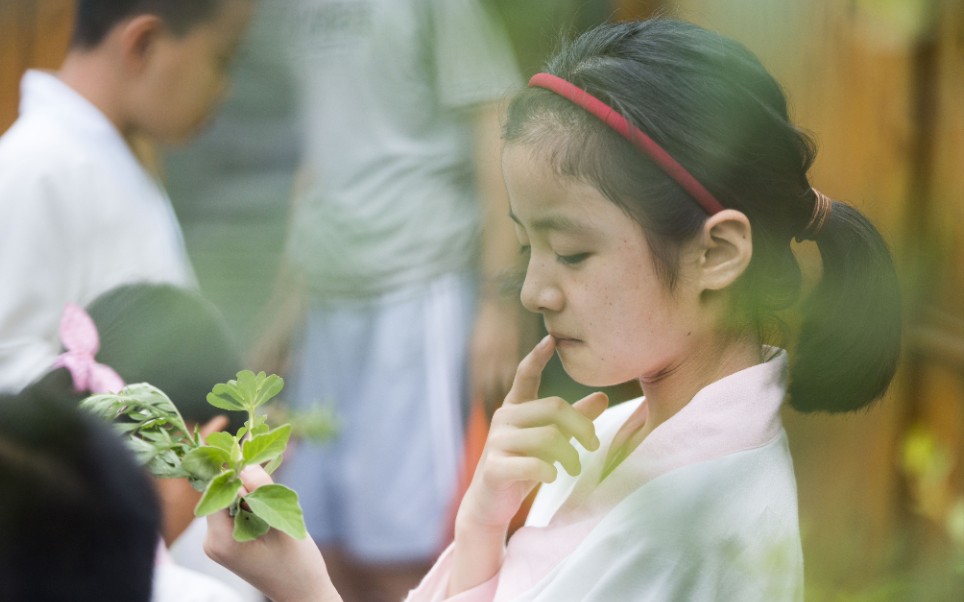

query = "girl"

[{"left": 204, "top": 18, "right": 901, "bottom": 601}]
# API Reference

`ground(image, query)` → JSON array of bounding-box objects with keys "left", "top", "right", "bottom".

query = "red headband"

[{"left": 528, "top": 72, "right": 725, "bottom": 215}]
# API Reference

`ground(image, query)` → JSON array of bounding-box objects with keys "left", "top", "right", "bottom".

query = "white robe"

[
  {"left": 409, "top": 349, "right": 803, "bottom": 601},
  {"left": 0, "top": 70, "right": 195, "bottom": 391}
]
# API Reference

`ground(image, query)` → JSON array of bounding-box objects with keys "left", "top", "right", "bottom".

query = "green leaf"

[
  {"left": 232, "top": 509, "right": 271, "bottom": 542},
  {"left": 242, "top": 424, "right": 291, "bottom": 466},
  {"left": 195, "top": 470, "right": 240, "bottom": 517},
  {"left": 182, "top": 446, "right": 231, "bottom": 483},
  {"left": 249, "top": 415, "right": 270, "bottom": 437},
  {"left": 237, "top": 370, "right": 258, "bottom": 398},
  {"left": 263, "top": 453, "right": 284, "bottom": 476},
  {"left": 204, "top": 432, "right": 242, "bottom": 464},
  {"left": 243, "top": 484, "right": 307, "bottom": 539},
  {"left": 204, "top": 432, "right": 236, "bottom": 454},
  {"left": 206, "top": 382, "right": 246, "bottom": 411},
  {"left": 81, "top": 384, "right": 197, "bottom": 483},
  {"left": 253, "top": 374, "right": 285, "bottom": 408}
]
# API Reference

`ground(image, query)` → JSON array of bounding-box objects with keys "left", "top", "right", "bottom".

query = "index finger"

[{"left": 505, "top": 335, "right": 555, "bottom": 405}]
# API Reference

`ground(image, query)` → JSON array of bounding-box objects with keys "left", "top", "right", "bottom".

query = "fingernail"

[{"left": 539, "top": 334, "right": 552, "bottom": 348}]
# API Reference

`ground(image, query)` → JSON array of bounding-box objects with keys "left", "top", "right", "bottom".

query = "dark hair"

[
  {"left": 504, "top": 19, "right": 901, "bottom": 413},
  {"left": 71, "top": 0, "right": 226, "bottom": 48},
  {"left": 0, "top": 388, "right": 160, "bottom": 601},
  {"left": 30, "top": 283, "right": 245, "bottom": 429}
]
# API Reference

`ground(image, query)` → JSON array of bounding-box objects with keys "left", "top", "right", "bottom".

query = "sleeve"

[
  {"left": 426, "top": 0, "right": 522, "bottom": 109},
  {"left": 404, "top": 544, "right": 499, "bottom": 602}
]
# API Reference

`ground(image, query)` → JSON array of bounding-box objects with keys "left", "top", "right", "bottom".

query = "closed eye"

[{"left": 557, "top": 253, "right": 590, "bottom": 266}]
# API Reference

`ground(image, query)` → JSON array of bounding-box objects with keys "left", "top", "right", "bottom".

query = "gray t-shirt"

[{"left": 284, "top": 0, "right": 521, "bottom": 298}]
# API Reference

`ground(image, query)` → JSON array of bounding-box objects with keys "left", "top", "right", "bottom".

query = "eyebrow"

[{"left": 508, "top": 211, "right": 593, "bottom": 235}]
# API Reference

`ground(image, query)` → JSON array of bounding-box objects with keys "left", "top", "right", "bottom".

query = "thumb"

[{"left": 239, "top": 464, "right": 274, "bottom": 492}]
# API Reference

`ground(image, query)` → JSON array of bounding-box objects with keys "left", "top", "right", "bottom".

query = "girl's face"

[{"left": 503, "top": 142, "right": 705, "bottom": 387}]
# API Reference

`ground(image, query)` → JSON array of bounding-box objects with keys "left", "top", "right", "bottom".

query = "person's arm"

[
  {"left": 447, "top": 336, "right": 608, "bottom": 595},
  {"left": 468, "top": 101, "right": 533, "bottom": 416},
  {"left": 204, "top": 466, "right": 342, "bottom": 602},
  {"left": 245, "top": 167, "right": 314, "bottom": 376}
]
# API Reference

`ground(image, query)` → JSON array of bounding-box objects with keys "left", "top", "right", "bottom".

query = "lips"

[{"left": 548, "top": 331, "right": 581, "bottom": 344}]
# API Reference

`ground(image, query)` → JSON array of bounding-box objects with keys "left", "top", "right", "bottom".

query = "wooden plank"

[
  {"left": 32, "top": 0, "right": 73, "bottom": 68},
  {"left": 663, "top": 0, "right": 957, "bottom": 594},
  {"left": 0, "top": 0, "right": 73, "bottom": 133},
  {"left": 0, "top": 0, "right": 34, "bottom": 131}
]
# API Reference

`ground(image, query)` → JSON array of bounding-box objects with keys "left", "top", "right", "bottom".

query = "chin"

[{"left": 558, "top": 359, "right": 626, "bottom": 389}]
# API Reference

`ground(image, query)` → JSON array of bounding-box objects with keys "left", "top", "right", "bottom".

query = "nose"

[{"left": 520, "top": 260, "right": 563, "bottom": 314}]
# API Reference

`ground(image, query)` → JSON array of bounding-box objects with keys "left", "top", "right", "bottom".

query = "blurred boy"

[{"left": 0, "top": 0, "right": 256, "bottom": 392}]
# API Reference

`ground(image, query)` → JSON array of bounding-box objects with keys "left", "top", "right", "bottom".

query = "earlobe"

[{"left": 698, "top": 209, "right": 752, "bottom": 291}]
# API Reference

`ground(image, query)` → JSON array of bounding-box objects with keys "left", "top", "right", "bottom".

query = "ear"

[
  {"left": 117, "top": 15, "right": 166, "bottom": 72},
  {"left": 697, "top": 209, "right": 752, "bottom": 292}
]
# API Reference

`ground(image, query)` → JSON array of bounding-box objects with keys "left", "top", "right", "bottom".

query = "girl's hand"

[
  {"left": 457, "top": 335, "right": 609, "bottom": 532},
  {"left": 204, "top": 466, "right": 342, "bottom": 602}
]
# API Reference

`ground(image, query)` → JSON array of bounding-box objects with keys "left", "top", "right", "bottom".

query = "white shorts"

[{"left": 279, "top": 272, "right": 474, "bottom": 562}]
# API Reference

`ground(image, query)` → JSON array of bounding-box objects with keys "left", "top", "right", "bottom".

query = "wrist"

[{"left": 454, "top": 509, "right": 510, "bottom": 544}]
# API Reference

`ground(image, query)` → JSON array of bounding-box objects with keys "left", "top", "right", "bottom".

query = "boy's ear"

[
  {"left": 117, "top": 15, "right": 166, "bottom": 72},
  {"left": 697, "top": 209, "right": 752, "bottom": 292}
]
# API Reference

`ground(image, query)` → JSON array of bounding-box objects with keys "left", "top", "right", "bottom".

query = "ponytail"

[{"left": 788, "top": 201, "right": 902, "bottom": 413}]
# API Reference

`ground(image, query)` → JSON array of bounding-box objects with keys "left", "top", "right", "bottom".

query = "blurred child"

[
  {"left": 255, "top": 1, "right": 526, "bottom": 598},
  {"left": 0, "top": 386, "right": 160, "bottom": 602},
  {"left": 204, "top": 18, "right": 902, "bottom": 601},
  {"left": 0, "top": 0, "right": 255, "bottom": 392},
  {"left": 26, "top": 282, "right": 252, "bottom": 601}
]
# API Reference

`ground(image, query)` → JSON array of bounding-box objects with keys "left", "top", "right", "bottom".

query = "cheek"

[{"left": 594, "top": 273, "right": 672, "bottom": 360}]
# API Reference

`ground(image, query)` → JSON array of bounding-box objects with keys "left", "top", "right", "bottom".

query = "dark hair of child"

[
  {"left": 0, "top": 387, "right": 161, "bottom": 602},
  {"left": 504, "top": 18, "right": 901, "bottom": 413},
  {"left": 72, "top": 0, "right": 228, "bottom": 48}
]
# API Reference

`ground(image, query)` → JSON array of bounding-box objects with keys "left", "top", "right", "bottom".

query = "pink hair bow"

[{"left": 52, "top": 303, "right": 125, "bottom": 394}]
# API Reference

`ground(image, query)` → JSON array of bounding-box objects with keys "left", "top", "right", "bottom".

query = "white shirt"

[
  {"left": 154, "top": 539, "right": 243, "bottom": 602},
  {"left": 284, "top": 0, "right": 520, "bottom": 297},
  {"left": 410, "top": 349, "right": 804, "bottom": 601},
  {"left": 0, "top": 70, "right": 195, "bottom": 392}
]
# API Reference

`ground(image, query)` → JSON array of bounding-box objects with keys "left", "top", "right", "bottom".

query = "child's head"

[
  {"left": 0, "top": 387, "right": 160, "bottom": 601},
  {"left": 34, "top": 282, "right": 245, "bottom": 429},
  {"left": 29, "top": 282, "right": 245, "bottom": 544},
  {"left": 503, "top": 19, "right": 901, "bottom": 413},
  {"left": 70, "top": 0, "right": 256, "bottom": 143}
]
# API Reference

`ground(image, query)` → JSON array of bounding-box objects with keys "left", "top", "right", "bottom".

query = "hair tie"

[
  {"left": 528, "top": 72, "right": 725, "bottom": 215},
  {"left": 52, "top": 303, "right": 125, "bottom": 394},
  {"left": 796, "top": 188, "right": 833, "bottom": 242}
]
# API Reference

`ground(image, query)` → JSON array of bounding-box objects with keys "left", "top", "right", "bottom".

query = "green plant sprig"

[{"left": 81, "top": 370, "right": 307, "bottom": 542}]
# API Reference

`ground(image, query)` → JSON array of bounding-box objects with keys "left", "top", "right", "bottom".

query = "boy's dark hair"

[
  {"left": 504, "top": 18, "right": 902, "bottom": 414},
  {"left": 0, "top": 388, "right": 161, "bottom": 601},
  {"left": 72, "top": 0, "right": 226, "bottom": 48},
  {"left": 30, "top": 283, "right": 245, "bottom": 429}
]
